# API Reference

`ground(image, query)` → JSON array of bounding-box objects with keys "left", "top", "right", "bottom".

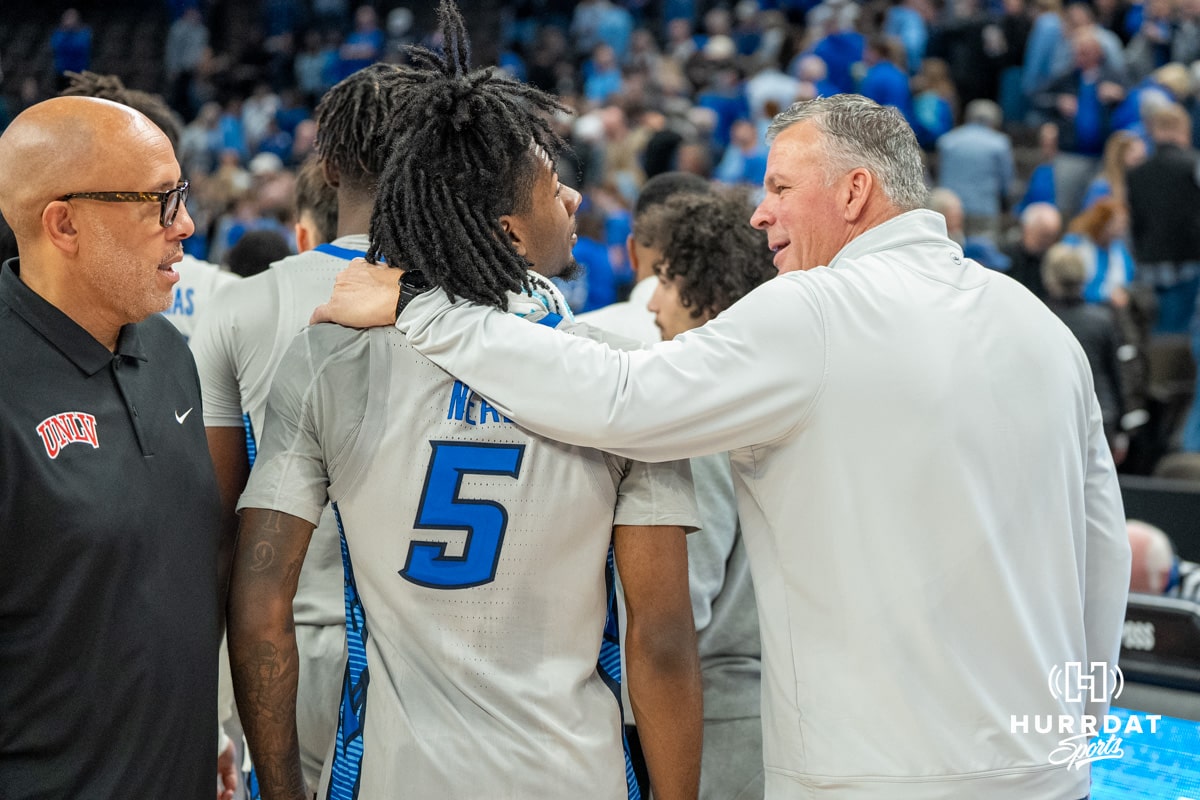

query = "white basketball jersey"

[
  {"left": 192, "top": 236, "right": 373, "bottom": 628},
  {"left": 162, "top": 255, "right": 241, "bottom": 340},
  {"left": 240, "top": 317, "right": 696, "bottom": 800}
]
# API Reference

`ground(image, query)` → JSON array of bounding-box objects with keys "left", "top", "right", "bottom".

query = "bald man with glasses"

[{"left": 0, "top": 96, "right": 233, "bottom": 800}]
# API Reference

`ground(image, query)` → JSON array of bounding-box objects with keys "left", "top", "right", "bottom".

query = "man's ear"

[
  {"left": 42, "top": 201, "right": 80, "bottom": 255},
  {"left": 295, "top": 221, "right": 314, "bottom": 254},
  {"left": 322, "top": 159, "right": 341, "bottom": 189},
  {"left": 842, "top": 167, "right": 874, "bottom": 223},
  {"left": 498, "top": 214, "right": 528, "bottom": 258}
]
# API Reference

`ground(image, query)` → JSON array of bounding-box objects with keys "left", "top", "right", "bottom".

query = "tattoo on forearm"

[
  {"left": 233, "top": 640, "right": 306, "bottom": 797},
  {"left": 252, "top": 540, "right": 276, "bottom": 572},
  {"left": 242, "top": 511, "right": 306, "bottom": 584},
  {"left": 236, "top": 641, "right": 295, "bottom": 724},
  {"left": 255, "top": 759, "right": 307, "bottom": 798}
]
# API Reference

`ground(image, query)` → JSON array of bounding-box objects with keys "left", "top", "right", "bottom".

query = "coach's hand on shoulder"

[{"left": 310, "top": 258, "right": 403, "bottom": 328}]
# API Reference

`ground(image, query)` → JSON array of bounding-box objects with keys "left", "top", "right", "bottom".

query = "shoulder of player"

[{"left": 295, "top": 320, "right": 373, "bottom": 368}]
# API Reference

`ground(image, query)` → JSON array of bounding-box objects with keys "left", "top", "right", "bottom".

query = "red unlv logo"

[{"left": 36, "top": 412, "right": 99, "bottom": 459}]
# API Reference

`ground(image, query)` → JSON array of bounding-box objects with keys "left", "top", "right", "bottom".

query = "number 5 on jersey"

[{"left": 402, "top": 441, "right": 526, "bottom": 589}]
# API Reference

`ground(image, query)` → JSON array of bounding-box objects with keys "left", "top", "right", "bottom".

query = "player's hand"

[
  {"left": 310, "top": 258, "right": 403, "bottom": 328},
  {"left": 216, "top": 738, "right": 237, "bottom": 800}
]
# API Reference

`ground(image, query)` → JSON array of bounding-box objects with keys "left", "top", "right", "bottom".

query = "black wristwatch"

[{"left": 395, "top": 269, "right": 432, "bottom": 321}]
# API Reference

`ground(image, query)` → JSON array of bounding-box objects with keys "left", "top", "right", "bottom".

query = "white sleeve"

[
  {"left": 610, "top": 456, "right": 700, "bottom": 531},
  {"left": 1081, "top": 394, "right": 1131, "bottom": 721},
  {"left": 237, "top": 332, "right": 329, "bottom": 525},
  {"left": 189, "top": 283, "right": 247, "bottom": 428},
  {"left": 397, "top": 276, "right": 828, "bottom": 462}
]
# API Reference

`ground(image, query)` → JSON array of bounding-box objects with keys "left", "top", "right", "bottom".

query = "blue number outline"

[{"left": 401, "top": 440, "right": 526, "bottom": 589}]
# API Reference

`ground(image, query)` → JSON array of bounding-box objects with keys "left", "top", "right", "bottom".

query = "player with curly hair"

[{"left": 638, "top": 188, "right": 776, "bottom": 340}]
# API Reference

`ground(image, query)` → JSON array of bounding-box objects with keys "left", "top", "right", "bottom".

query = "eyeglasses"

[{"left": 57, "top": 180, "right": 190, "bottom": 228}]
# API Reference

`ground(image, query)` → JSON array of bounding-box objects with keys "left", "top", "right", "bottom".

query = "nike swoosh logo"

[{"left": 175, "top": 408, "right": 193, "bottom": 424}]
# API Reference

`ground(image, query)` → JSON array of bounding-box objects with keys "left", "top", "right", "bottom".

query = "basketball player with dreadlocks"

[
  {"left": 227, "top": 3, "right": 703, "bottom": 799},
  {"left": 194, "top": 63, "right": 405, "bottom": 791}
]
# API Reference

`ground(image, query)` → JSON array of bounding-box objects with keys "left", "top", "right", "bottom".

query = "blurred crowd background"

[{"left": 3, "top": 0, "right": 1200, "bottom": 478}]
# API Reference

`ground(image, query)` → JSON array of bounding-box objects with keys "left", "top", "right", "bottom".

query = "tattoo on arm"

[{"left": 227, "top": 508, "right": 314, "bottom": 800}]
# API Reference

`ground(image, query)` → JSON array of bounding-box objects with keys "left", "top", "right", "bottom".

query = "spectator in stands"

[
  {"left": 744, "top": 58, "right": 799, "bottom": 131},
  {"left": 858, "top": 35, "right": 914, "bottom": 120},
  {"left": 1042, "top": 242, "right": 1127, "bottom": 455},
  {"left": 1021, "top": 0, "right": 1067, "bottom": 118},
  {"left": 1082, "top": 129, "right": 1146, "bottom": 209},
  {"left": 1125, "top": 0, "right": 1180, "bottom": 81},
  {"left": 625, "top": 27, "right": 664, "bottom": 75},
  {"left": 216, "top": 99, "right": 249, "bottom": 163},
  {"left": 910, "top": 57, "right": 958, "bottom": 150},
  {"left": 1112, "top": 61, "right": 1193, "bottom": 136},
  {"left": 1126, "top": 102, "right": 1200, "bottom": 333},
  {"left": 713, "top": 119, "right": 769, "bottom": 188},
  {"left": 936, "top": 98, "right": 1014, "bottom": 238},
  {"left": 989, "top": 0, "right": 1032, "bottom": 123},
  {"left": 1177, "top": 0, "right": 1200, "bottom": 66},
  {"left": 291, "top": 117, "right": 318, "bottom": 165},
  {"left": 584, "top": 43, "right": 625, "bottom": 105},
  {"left": 883, "top": 0, "right": 933, "bottom": 74},
  {"left": 51, "top": 9, "right": 92, "bottom": 87},
  {"left": 337, "top": 5, "right": 384, "bottom": 81},
  {"left": 1004, "top": 201, "right": 1064, "bottom": 298},
  {"left": 241, "top": 82, "right": 281, "bottom": 154},
  {"left": 1062, "top": 197, "right": 1137, "bottom": 304},
  {"left": 925, "top": 0, "right": 994, "bottom": 108},
  {"left": 1053, "top": 4, "right": 1127, "bottom": 80},
  {"left": 1128, "top": 519, "right": 1200, "bottom": 601},
  {"left": 295, "top": 30, "right": 337, "bottom": 106},
  {"left": 177, "top": 101, "right": 222, "bottom": 176},
  {"left": 1033, "top": 28, "right": 1128, "bottom": 218},
  {"left": 802, "top": 2, "right": 864, "bottom": 95},
  {"left": 693, "top": 44, "right": 750, "bottom": 151},
  {"left": 665, "top": 16, "right": 700, "bottom": 65},
  {"left": 586, "top": 0, "right": 636, "bottom": 61},
  {"left": 580, "top": 171, "right": 712, "bottom": 344},
  {"left": 165, "top": 8, "right": 209, "bottom": 117}
]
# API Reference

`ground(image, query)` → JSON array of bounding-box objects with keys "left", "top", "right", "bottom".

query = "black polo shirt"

[{"left": 0, "top": 259, "right": 220, "bottom": 799}]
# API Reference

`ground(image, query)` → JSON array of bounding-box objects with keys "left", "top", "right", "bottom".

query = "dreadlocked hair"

[
  {"left": 314, "top": 62, "right": 408, "bottom": 191},
  {"left": 367, "top": 0, "right": 568, "bottom": 309}
]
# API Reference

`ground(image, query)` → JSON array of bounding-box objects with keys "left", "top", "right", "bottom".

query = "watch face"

[
  {"left": 396, "top": 269, "right": 432, "bottom": 318},
  {"left": 404, "top": 270, "right": 431, "bottom": 293}
]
